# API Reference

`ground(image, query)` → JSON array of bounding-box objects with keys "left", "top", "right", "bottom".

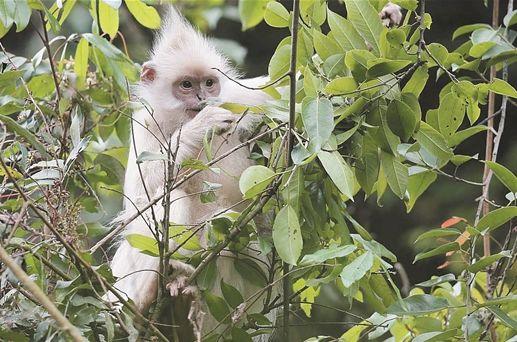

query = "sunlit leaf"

[
  {"left": 264, "top": 1, "right": 289, "bottom": 28},
  {"left": 124, "top": 0, "right": 160, "bottom": 29},
  {"left": 239, "top": 165, "right": 276, "bottom": 199},
  {"left": 340, "top": 251, "right": 374, "bottom": 288},
  {"left": 239, "top": 0, "right": 268, "bottom": 30}
]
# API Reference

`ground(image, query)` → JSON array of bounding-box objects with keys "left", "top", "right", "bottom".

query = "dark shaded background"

[{"left": 3, "top": 0, "right": 516, "bottom": 338}]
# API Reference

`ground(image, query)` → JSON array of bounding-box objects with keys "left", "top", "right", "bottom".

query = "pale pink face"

[
  {"left": 140, "top": 62, "right": 221, "bottom": 118},
  {"left": 171, "top": 74, "right": 221, "bottom": 117}
]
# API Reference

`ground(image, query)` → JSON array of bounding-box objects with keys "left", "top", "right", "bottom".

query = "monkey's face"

[{"left": 171, "top": 74, "right": 221, "bottom": 117}]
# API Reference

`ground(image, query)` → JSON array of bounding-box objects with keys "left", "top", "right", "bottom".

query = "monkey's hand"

[
  {"left": 186, "top": 106, "right": 236, "bottom": 137},
  {"left": 167, "top": 260, "right": 198, "bottom": 298},
  {"left": 380, "top": 2, "right": 403, "bottom": 27}
]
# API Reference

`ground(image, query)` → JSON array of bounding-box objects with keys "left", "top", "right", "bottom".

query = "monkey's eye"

[
  {"left": 181, "top": 80, "right": 193, "bottom": 89},
  {"left": 205, "top": 79, "right": 214, "bottom": 87}
]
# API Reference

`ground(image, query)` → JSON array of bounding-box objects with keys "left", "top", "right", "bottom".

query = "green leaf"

[
  {"left": 124, "top": 0, "right": 160, "bottom": 29},
  {"left": 386, "top": 28, "right": 406, "bottom": 46},
  {"left": 387, "top": 294, "right": 449, "bottom": 316},
  {"left": 438, "top": 92, "right": 466, "bottom": 137},
  {"left": 467, "top": 250, "right": 511, "bottom": 273},
  {"left": 380, "top": 151, "right": 408, "bottom": 199},
  {"left": 402, "top": 65, "right": 429, "bottom": 97},
  {"left": 416, "top": 274, "right": 456, "bottom": 287},
  {"left": 268, "top": 44, "right": 290, "bottom": 80},
  {"left": 504, "top": 9, "right": 517, "bottom": 27},
  {"left": 426, "top": 43, "right": 448, "bottom": 66},
  {"left": 487, "top": 307, "right": 517, "bottom": 330},
  {"left": 0, "top": 114, "right": 50, "bottom": 158},
  {"left": 197, "top": 260, "right": 216, "bottom": 291},
  {"left": 239, "top": 0, "right": 268, "bottom": 30},
  {"left": 413, "top": 329, "right": 459, "bottom": 342},
  {"left": 344, "top": 0, "right": 383, "bottom": 55},
  {"left": 469, "top": 41, "right": 496, "bottom": 58},
  {"left": 324, "top": 76, "right": 357, "bottom": 95},
  {"left": 300, "top": 244, "right": 356, "bottom": 265},
  {"left": 0, "top": 70, "right": 23, "bottom": 89},
  {"left": 414, "top": 122, "right": 453, "bottom": 166},
  {"left": 405, "top": 171, "right": 437, "bottom": 212},
  {"left": 356, "top": 134, "right": 379, "bottom": 195},
  {"left": 74, "top": 38, "right": 89, "bottom": 85},
  {"left": 231, "top": 327, "right": 252, "bottom": 342},
  {"left": 169, "top": 225, "right": 201, "bottom": 251},
  {"left": 83, "top": 33, "right": 130, "bottom": 62},
  {"left": 126, "top": 234, "right": 159, "bottom": 257},
  {"left": 13, "top": 0, "right": 31, "bottom": 32},
  {"left": 301, "top": 96, "right": 334, "bottom": 151},
  {"left": 273, "top": 205, "right": 303, "bottom": 265},
  {"left": 234, "top": 259, "right": 267, "bottom": 288},
  {"left": 318, "top": 150, "right": 356, "bottom": 200},
  {"left": 220, "top": 279, "right": 243, "bottom": 309},
  {"left": 264, "top": 1, "right": 289, "bottom": 28},
  {"left": 303, "top": 67, "right": 320, "bottom": 97},
  {"left": 452, "top": 23, "right": 491, "bottom": 40},
  {"left": 0, "top": 0, "right": 14, "bottom": 29},
  {"left": 467, "top": 101, "right": 481, "bottom": 124},
  {"left": 490, "top": 78, "right": 517, "bottom": 98},
  {"left": 239, "top": 165, "right": 276, "bottom": 199},
  {"left": 99, "top": 0, "right": 119, "bottom": 39},
  {"left": 413, "top": 241, "right": 459, "bottom": 263},
  {"left": 386, "top": 99, "right": 418, "bottom": 142},
  {"left": 28, "top": 74, "right": 55, "bottom": 98},
  {"left": 41, "top": 3, "right": 60, "bottom": 33},
  {"left": 367, "top": 59, "right": 411, "bottom": 79},
  {"left": 313, "top": 30, "right": 341, "bottom": 60},
  {"left": 476, "top": 206, "right": 517, "bottom": 233},
  {"left": 205, "top": 293, "right": 230, "bottom": 323},
  {"left": 486, "top": 161, "right": 517, "bottom": 193},
  {"left": 477, "top": 295, "right": 517, "bottom": 307},
  {"left": 448, "top": 126, "right": 487, "bottom": 147},
  {"left": 282, "top": 167, "right": 304, "bottom": 213},
  {"left": 340, "top": 251, "right": 374, "bottom": 288},
  {"left": 327, "top": 10, "right": 367, "bottom": 52},
  {"left": 414, "top": 228, "right": 460, "bottom": 243}
]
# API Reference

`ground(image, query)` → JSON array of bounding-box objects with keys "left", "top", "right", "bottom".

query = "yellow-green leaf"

[{"left": 124, "top": 0, "right": 160, "bottom": 29}]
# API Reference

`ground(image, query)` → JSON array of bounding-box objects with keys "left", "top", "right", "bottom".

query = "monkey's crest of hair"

[{"left": 151, "top": 7, "right": 234, "bottom": 81}]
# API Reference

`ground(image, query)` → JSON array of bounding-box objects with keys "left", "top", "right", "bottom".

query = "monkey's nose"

[{"left": 196, "top": 94, "right": 203, "bottom": 101}]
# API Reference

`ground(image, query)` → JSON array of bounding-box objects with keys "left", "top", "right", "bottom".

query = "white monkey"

[{"left": 107, "top": 7, "right": 273, "bottom": 340}]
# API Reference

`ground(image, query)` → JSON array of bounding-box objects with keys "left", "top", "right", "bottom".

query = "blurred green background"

[{"left": 3, "top": 0, "right": 515, "bottom": 338}]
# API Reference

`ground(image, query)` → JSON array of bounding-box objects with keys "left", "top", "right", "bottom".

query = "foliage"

[{"left": 0, "top": 0, "right": 516, "bottom": 341}]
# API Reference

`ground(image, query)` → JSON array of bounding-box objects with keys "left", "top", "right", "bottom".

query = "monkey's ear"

[{"left": 141, "top": 62, "right": 156, "bottom": 83}]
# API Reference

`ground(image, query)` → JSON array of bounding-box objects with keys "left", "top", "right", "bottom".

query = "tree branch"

[{"left": 0, "top": 244, "right": 84, "bottom": 341}]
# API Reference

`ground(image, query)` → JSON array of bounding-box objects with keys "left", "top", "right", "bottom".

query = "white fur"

[
  {"left": 380, "top": 2, "right": 403, "bottom": 27},
  {"left": 107, "top": 7, "right": 274, "bottom": 340}
]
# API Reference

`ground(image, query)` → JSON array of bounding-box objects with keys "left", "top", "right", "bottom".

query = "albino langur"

[
  {"left": 107, "top": 7, "right": 273, "bottom": 340},
  {"left": 107, "top": 3, "right": 403, "bottom": 339}
]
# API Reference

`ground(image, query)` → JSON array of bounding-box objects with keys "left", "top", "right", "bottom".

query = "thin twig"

[
  {"left": 0, "top": 244, "right": 84, "bottom": 341},
  {"left": 282, "top": 1, "right": 300, "bottom": 340},
  {"left": 212, "top": 67, "right": 289, "bottom": 90}
]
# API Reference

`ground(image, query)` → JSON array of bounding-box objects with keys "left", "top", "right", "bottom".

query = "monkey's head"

[
  {"left": 141, "top": 61, "right": 221, "bottom": 118},
  {"left": 137, "top": 7, "right": 234, "bottom": 122}
]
